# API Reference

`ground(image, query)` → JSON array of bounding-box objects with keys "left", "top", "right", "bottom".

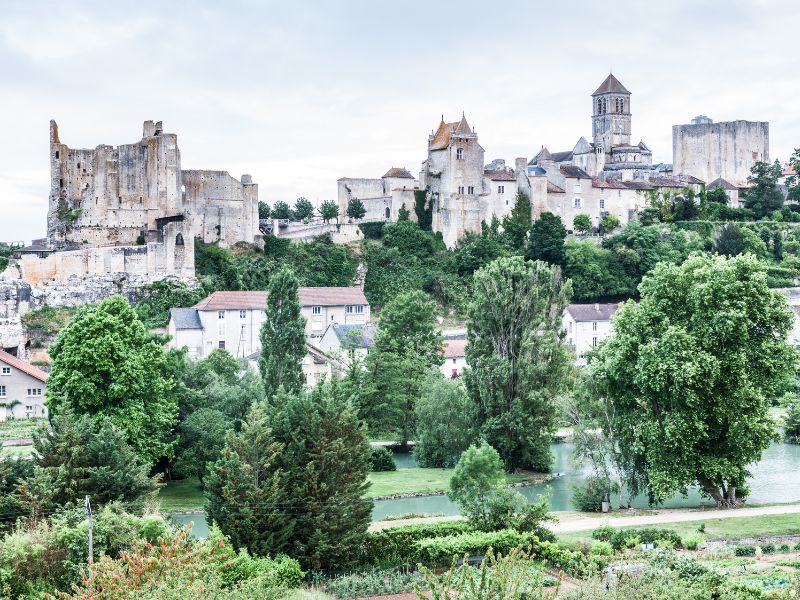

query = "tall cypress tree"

[{"left": 259, "top": 267, "right": 307, "bottom": 396}]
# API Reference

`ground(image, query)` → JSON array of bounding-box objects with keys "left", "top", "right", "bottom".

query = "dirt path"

[{"left": 369, "top": 503, "right": 800, "bottom": 532}]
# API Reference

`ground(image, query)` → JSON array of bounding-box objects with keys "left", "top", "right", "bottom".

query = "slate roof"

[
  {"left": 444, "top": 339, "right": 467, "bottom": 359},
  {"left": 247, "top": 344, "right": 331, "bottom": 365},
  {"left": 169, "top": 307, "right": 202, "bottom": 330},
  {"left": 531, "top": 147, "right": 552, "bottom": 163},
  {"left": 0, "top": 350, "right": 48, "bottom": 383},
  {"left": 484, "top": 168, "right": 516, "bottom": 181},
  {"left": 549, "top": 150, "right": 574, "bottom": 162},
  {"left": 560, "top": 165, "right": 592, "bottom": 179},
  {"left": 547, "top": 182, "right": 566, "bottom": 193},
  {"left": 382, "top": 167, "right": 415, "bottom": 179},
  {"left": 566, "top": 303, "right": 620, "bottom": 322},
  {"left": 707, "top": 177, "right": 740, "bottom": 191},
  {"left": 592, "top": 73, "right": 631, "bottom": 96},
  {"left": 328, "top": 323, "right": 376, "bottom": 349},
  {"left": 195, "top": 287, "right": 368, "bottom": 310}
]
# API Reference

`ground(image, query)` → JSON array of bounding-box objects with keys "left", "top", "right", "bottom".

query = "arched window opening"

[{"left": 175, "top": 233, "right": 185, "bottom": 246}]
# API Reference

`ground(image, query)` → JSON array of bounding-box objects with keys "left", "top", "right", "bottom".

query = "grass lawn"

[
  {"left": 557, "top": 512, "right": 800, "bottom": 546},
  {"left": 368, "top": 468, "right": 534, "bottom": 498},
  {"left": 0, "top": 445, "right": 33, "bottom": 459},
  {"left": 159, "top": 477, "right": 205, "bottom": 513}
]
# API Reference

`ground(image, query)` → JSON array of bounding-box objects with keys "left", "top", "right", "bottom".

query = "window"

[
  {"left": 451, "top": 369, "right": 459, "bottom": 379},
  {"left": 573, "top": 183, "right": 581, "bottom": 193},
  {"left": 55, "top": 150, "right": 59, "bottom": 159},
  {"left": 312, "top": 306, "right": 322, "bottom": 315},
  {"left": 218, "top": 322, "right": 225, "bottom": 336},
  {"left": 593, "top": 321, "right": 598, "bottom": 331},
  {"left": 498, "top": 185, "right": 505, "bottom": 194},
  {"left": 458, "top": 186, "right": 465, "bottom": 194},
  {"left": 26, "top": 388, "right": 42, "bottom": 397},
  {"left": 59, "top": 178, "right": 64, "bottom": 188},
  {"left": 1, "top": 367, "right": 10, "bottom": 375},
  {"left": 218, "top": 310, "right": 225, "bottom": 319},
  {"left": 467, "top": 186, "right": 474, "bottom": 194},
  {"left": 456, "top": 147, "right": 463, "bottom": 160},
  {"left": 314, "top": 372, "right": 321, "bottom": 383},
  {"left": 573, "top": 198, "right": 582, "bottom": 208},
  {"left": 0, "top": 386, "right": 5, "bottom": 397},
  {"left": 599, "top": 198, "right": 605, "bottom": 210},
  {"left": 592, "top": 337, "right": 598, "bottom": 348},
  {"left": 218, "top": 340, "right": 226, "bottom": 349},
  {"left": 346, "top": 305, "right": 365, "bottom": 314},
  {"left": 25, "top": 405, "right": 33, "bottom": 416},
  {"left": 239, "top": 310, "right": 246, "bottom": 319}
]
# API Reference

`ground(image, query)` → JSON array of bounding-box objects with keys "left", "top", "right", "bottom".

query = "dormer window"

[{"left": 456, "top": 148, "right": 464, "bottom": 160}]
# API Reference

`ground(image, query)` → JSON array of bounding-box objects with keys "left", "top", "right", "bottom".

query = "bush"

[
  {"left": 359, "top": 222, "right": 385, "bottom": 239},
  {"left": 734, "top": 545, "right": 757, "bottom": 556},
  {"left": 591, "top": 525, "right": 615, "bottom": 542},
  {"left": 609, "top": 527, "right": 682, "bottom": 550},
  {"left": 759, "top": 542, "right": 776, "bottom": 554},
  {"left": 590, "top": 541, "right": 613, "bottom": 556},
  {"left": 795, "top": 541, "right": 800, "bottom": 551},
  {"left": 571, "top": 475, "right": 614, "bottom": 512},
  {"left": 360, "top": 521, "right": 473, "bottom": 567},
  {"left": 682, "top": 534, "right": 704, "bottom": 551},
  {"left": 321, "top": 569, "right": 425, "bottom": 598},
  {"left": 415, "top": 529, "right": 538, "bottom": 566},
  {"left": 369, "top": 446, "right": 397, "bottom": 472},
  {"left": 779, "top": 543, "right": 790, "bottom": 552}
]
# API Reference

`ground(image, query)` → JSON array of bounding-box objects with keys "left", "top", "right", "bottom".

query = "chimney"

[{"left": 594, "top": 303, "right": 600, "bottom": 311}]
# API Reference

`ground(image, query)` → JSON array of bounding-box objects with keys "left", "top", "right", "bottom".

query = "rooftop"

[
  {"left": 566, "top": 303, "right": 620, "bottom": 322},
  {"left": 326, "top": 323, "right": 376, "bottom": 349},
  {"left": 195, "top": 287, "right": 369, "bottom": 311},
  {"left": 382, "top": 167, "right": 415, "bottom": 179},
  {"left": 169, "top": 307, "right": 203, "bottom": 330},
  {"left": 0, "top": 350, "right": 49, "bottom": 383},
  {"left": 444, "top": 338, "right": 467, "bottom": 359},
  {"left": 592, "top": 73, "right": 631, "bottom": 96},
  {"left": 560, "top": 165, "right": 592, "bottom": 179},
  {"left": 484, "top": 168, "right": 516, "bottom": 181},
  {"left": 429, "top": 115, "right": 473, "bottom": 151}
]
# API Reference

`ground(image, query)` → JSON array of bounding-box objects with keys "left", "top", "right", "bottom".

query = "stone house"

[
  {"left": 440, "top": 338, "right": 467, "bottom": 379},
  {"left": 245, "top": 344, "right": 334, "bottom": 389},
  {"left": 317, "top": 323, "right": 376, "bottom": 368},
  {"left": 0, "top": 350, "right": 48, "bottom": 421},
  {"left": 707, "top": 177, "right": 746, "bottom": 208},
  {"left": 166, "top": 287, "right": 371, "bottom": 359},
  {"left": 337, "top": 168, "right": 419, "bottom": 223},
  {"left": 562, "top": 303, "right": 620, "bottom": 364}
]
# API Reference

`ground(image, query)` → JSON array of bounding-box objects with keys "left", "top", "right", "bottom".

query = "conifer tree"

[
  {"left": 259, "top": 267, "right": 307, "bottom": 396},
  {"left": 526, "top": 212, "right": 567, "bottom": 266},
  {"left": 502, "top": 191, "right": 532, "bottom": 250}
]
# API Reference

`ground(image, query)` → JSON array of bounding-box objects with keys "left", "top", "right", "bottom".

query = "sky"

[{"left": 1, "top": 0, "right": 799, "bottom": 242}]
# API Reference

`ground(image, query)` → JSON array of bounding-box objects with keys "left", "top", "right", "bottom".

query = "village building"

[
  {"left": 317, "top": 323, "right": 376, "bottom": 368},
  {"left": 166, "top": 287, "right": 370, "bottom": 360},
  {"left": 245, "top": 344, "right": 334, "bottom": 389},
  {"left": 441, "top": 338, "right": 467, "bottom": 379},
  {"left": 0, "top": 350, "right": 48, "bottom": 421},
  {"left": 562, "top": 303, "right": 620, "bottom": 364}
]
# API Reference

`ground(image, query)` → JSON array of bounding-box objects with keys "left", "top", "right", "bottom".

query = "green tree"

[
  {"left": 573, "top": 213, "right": 592, "bottom": 233},
  {"left": 47, "top": 296, "right": 178, "bottom": 462},
  {"left": 464, "top": 257, "right": 572, "bottom": 471},
  {"left": 526, "top": 212, "right": 567, "bottom": 266},
  {"left": 258, "top": 200, "right": 271, "bottom": 220},
  {"left": 30, "top": 407, "right": 160, "bottom": 512},
  {"left": 271, "top": 201, "right": 292, "bottom": 220},
  {"left": 173, "top": 408, "right": 233, "bottom": 482},
  {"left": 134, "top": 280, "right": 202, "bottom": 328},
  {"left": 346, "top": 198, "right": 367, "bottom": 220},
  {"left": 205, "top": 402, "right": 289, "bottom": 557},
  {"left": 706, "top": 184, "right": 729, "bottom": 206},
  {"left": 293, "top": 197, "right": 314, "bottom": 221},
  {"left": 362, "top": 290, "right": 443, "bottom": 442},
  {"left": 259, "top": 268, "right": 307, "bottom": 396},
  {"left": 267, "top": 382, "right": 372, "bottom": 569},
  {"left": 786, "top": 148, "right": 800, "bottom": 201},
  {"left": 599, "top": 213, "right": 620, "bottom": 233},
  {"left": 743, "top": 160, "right": 784, "bottom": 218},
  {"left": 590, "top": 254, "right": 797, "bottom": 505},
  {"left": 414, "top": 375, "right": 478, "bottom": 468},
  {"left": 502, "top": 191, "right": 532, "bottom": 250},
  {"left": 319, "top": 199, "right": 339, "bottom": 223},
  {"left": 784, "top": 402, "right": 800, "bottom": 444},
  {"left": 397, "top": 203, "right": 410, "bottom": 221},
  {"left": 715, "top": 223, "right": 745, "bottom": 257},
  {"left": 0, "top": 456, "right": 33, "bottom": 532}
]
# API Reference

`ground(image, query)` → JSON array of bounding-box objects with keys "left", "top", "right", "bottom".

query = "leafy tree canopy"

[{"left": 526, "top": 212, "right": 567, "bottom": 266}]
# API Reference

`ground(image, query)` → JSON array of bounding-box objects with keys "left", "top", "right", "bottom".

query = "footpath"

[{"left": 369, "top": 502, "right": 800, "bottom": 532}]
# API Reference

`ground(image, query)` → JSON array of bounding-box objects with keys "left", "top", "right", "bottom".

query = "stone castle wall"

[{"left": 672, "top": 120, "right": 769, "bottom": 184}]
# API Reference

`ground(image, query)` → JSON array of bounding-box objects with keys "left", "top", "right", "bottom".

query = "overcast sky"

[{"left": 1, "top": 0, "right": 798, "bottom": 242}]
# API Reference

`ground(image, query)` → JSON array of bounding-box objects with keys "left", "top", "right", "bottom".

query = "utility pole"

[{"left": 85, "top": 496, "right": 93, "bottom": 579}]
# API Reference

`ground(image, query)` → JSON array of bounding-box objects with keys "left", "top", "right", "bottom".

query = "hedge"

[
  {"left": 609, "top": 527, "right": 683, "bottom": 550},
  {"left": 359, "top": 521, "right": 473, "bottom": 566}
]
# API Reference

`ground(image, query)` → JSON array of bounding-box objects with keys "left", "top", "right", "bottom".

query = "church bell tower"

[{"left": 591, "top": 73, "right": 632, "bottom": 150}]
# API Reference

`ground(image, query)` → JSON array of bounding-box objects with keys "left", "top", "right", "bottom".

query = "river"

[{"left": 169, "top": 441, "right": 800, "bottom": 537}]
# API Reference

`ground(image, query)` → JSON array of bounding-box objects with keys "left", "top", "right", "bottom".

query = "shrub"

[
  {"left": 682, "top": 534, "right": 704, "bottom": 551},
  {"left": 360, "top": 521, "right": 473, "bottom": 567},
  {"left": 794, "top": 541, "right": 800, "bottom": 551},
  {"left": 415, "top": 529, "right": 538, "bottom": 566},
  {"left": 591, "top": 525, "right": 615, "bottom": 542},
  {"left": 571, "top": 475, "right": 613, "bottom": 512},
  {"left": 759, "top": 542, "right": 776, "bottom": 554},
  {"left": 609, "top": 528, "right": 682, "bottom": 550},
  {"left": 369, "top": 446, "right": 397, "bottom": 472},
  {"left": 779, "top": 543, "right": 790, "bottom": 553},
  {"left": 321, "top": 569, "right": 425, "bottom": 598},
  {"left": 734, "top": 545, "right": 757, "bottom": 556},
  {"left": 590, "top": 541, "right": 613, "bottom": 556}
]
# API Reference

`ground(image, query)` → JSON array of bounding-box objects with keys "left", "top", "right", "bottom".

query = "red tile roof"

[
  {"left": 195, "top": 287, "right": 369, "bottom": 311},
  {"left": 0, "top": 350, "right": 48, "bottom": 383},
  {"left": 444, "top": 339, "right": 467, "bottom": 359},
  {"left": 547, "top": 182, "right": 565, "bottom": 193}
]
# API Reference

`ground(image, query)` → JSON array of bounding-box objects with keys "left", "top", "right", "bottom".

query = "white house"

[
  {"left": 167, "top": 287, "right": 371, "bottom": 360},
  {"left": 441, "top": 338, "right": 468, "bottom": 379},
  {"left": 562, "top": 303, "right": 620, "bottom": 364},
  {"left": 0, "top": 350, "right": 49, "bottom": 421},
  {"left": 245, "top": 344, "right": 334, "bottom": 388},
  {"left": 317, "top": 323, "right": 376, "bottom": 368}
]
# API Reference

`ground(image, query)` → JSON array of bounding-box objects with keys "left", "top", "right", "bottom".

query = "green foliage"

[
  {"left": 608, "top": 528, "right": 682, "bottom": 550},
  {"left": 414, "top": 376, "right": 478, "bottom": 468},
  {"left": 570, "top": 475, "right": 615, "bottom": 512},
  {"left": 599, "top": 213, "right": 620, "bottom": 233},
  {"left": 564, "top": 239, "right": 633, "bottom": 301},
  {"left": 526, "top": 212, "right": 566, "bottom": 266},
  {"left": 590, "top": 541, "right": 613, "bottom": 556},
  {"left": 415, "top": 529, "right": 538, "bottom": 566},
  {"left": 20, "top": 305, "right": 78, "bottom": 336},
  {"left": 573, "top": 213, "right": 592, "bottom": 233},
  {"left": 743, "top": 160, "right": 784, "bottom": 218},
  {"left": 734, "top": 545, "right": 757, "bottom": 556},
  {"left": 321, "top": 569, "right": 425, "bottom": 599},
  {"left": 259, "top": 268, "right": 306, "bottom": 396},
  {"left": 359, "top": 521, "right": 473, "bottom": 567},
  {"left": 47, "top": 295, "right": 179, "bottom": 463},
  {"left": 682, "top": 534, "right": 703, "bottom": 551},
  {"left": 760, "top": 542, "right": 776, "bottom": 554},
  {"left": 319, "top": 199, "right": 339, "bottom": 223},
  {"left": 369, "top": 446, "right": 397, "bottom": 472},
  {"left": 590, "top": 254, "right": 797, "bottom": 505},
  {"left": 258, "top": 200, "right": 271, "bottom": 219},
  {"left": 0, "top": 456, "right": 33, "bottom": 532},
  {"left": 359, "top": 221, "right": 385, "bottom": 239},
  {"left": 56, "top": 196, "right": 82, "bottom": 222},
  {"left": 716, "top": 222, "right": 745, "bottom": 256},
  {"left": 294, "top": 197, "right": 315, "bottom": 221},
  {"left": 591, "top": 525, "right": 615, "bottom": 542},
  {"left": 784, "top": 402, "right": 800, "bottom": 443},
  {"left": 27, "top": 407, "right": 161, "bottom": 514},
  {"left": 272, "top": 200, "right": 292, "bottom": 220},
  {"left": 346, "top": 197, "right": 367, "bottom": 219},
  {"left": 414, "top": 190, "right": 432, "bottom": 230},
  {"left": 464, "top": 257, "right": 572, "bottom": 471},
  {"left": 502, "top": 192, "right": 532, "bottom": 250},
  {"left": 397, "top": 203, "right": 410, "bottom": 221},
  {"left": 173, "top": 408, "right": 233, "bottom": 482},
  {"left": 134, "top": 279, "right": 203, "bottom": 328}
]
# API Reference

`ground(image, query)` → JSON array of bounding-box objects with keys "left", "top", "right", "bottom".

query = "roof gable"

[
  {"left": 382, "top": 167, "right": 415, "bottom": 179},
  {"left": 592, "top": 73, "right": 631, "bottom": 96},
  {"left": 0, "top": 350, "right": 48, "bottom": 383}
]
